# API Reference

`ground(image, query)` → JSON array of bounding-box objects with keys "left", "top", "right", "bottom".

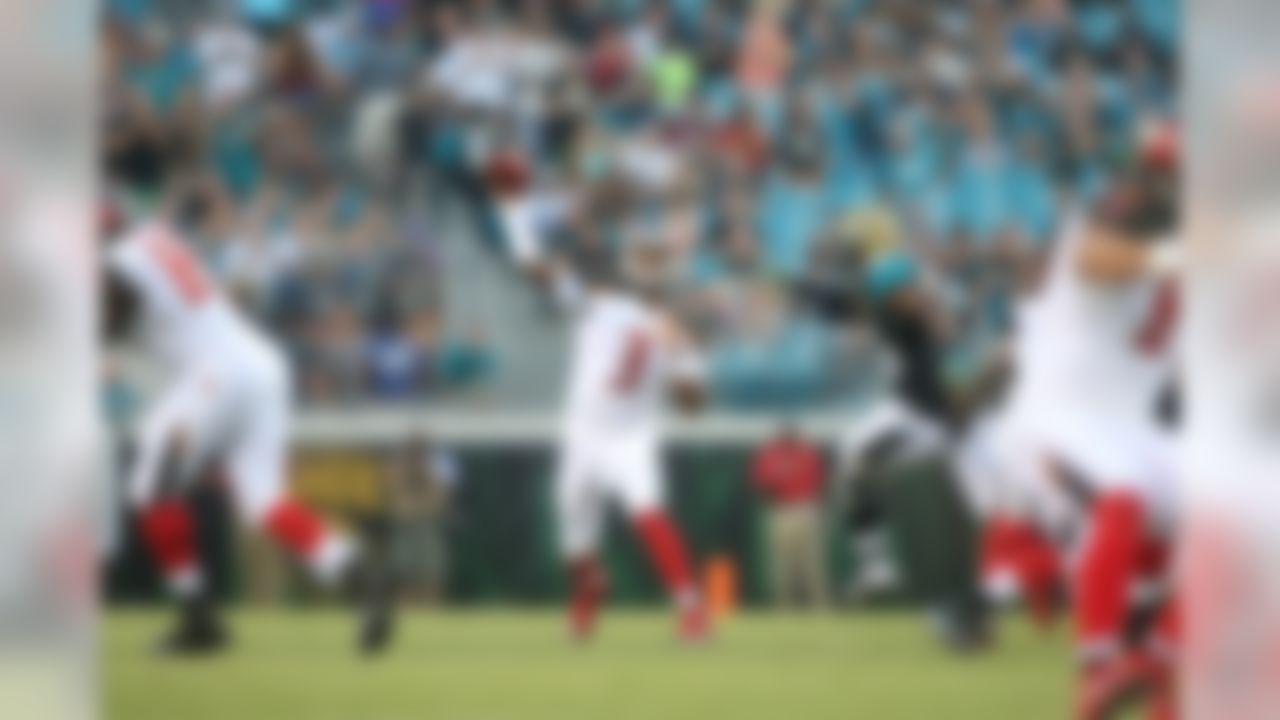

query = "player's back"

[
  {"left": 1026, "top": 216, "right": 1177, "bottom": 423},
  {"left": 109, "top": 221, "right": 279, "bottom": 375},
  {"left": 563, "top": 291, "right": 668, "bottom": 439}
]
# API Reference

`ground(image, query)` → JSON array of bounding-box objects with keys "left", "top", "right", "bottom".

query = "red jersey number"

[
  {"left": 147, "top": 233, "right": 211, "bottom": 306},
  {"left": 613, "top": 331, "right": 653, "bottom": 395},
  {"left": 1134, "top": 281, "right": 1179, "bottom": 356}
]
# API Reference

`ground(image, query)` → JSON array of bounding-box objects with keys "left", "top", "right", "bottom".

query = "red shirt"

[{"left": 752, "top": 438, "right": 826, "bottom": 505}]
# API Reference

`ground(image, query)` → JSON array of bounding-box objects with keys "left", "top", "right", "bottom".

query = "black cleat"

[
  {"left": 930, "top": 597, "right": 994, "bottom": 655},
  {"left": 153, "top": 596, "right": 230, "bottom": 657},
  {"left": 347, "top": 560, "right": 398, "bottom": 657}
]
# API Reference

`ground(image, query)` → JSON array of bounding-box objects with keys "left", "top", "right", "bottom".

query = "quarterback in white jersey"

[
  {"left": 104, "top": 209, "right": 394, "bottom": 656},
  {"left": 559, "top": 290, "right": 681, "bottom": 521},
  {"left": 528, "top": 239, "right": 711, "bottom": 642}
]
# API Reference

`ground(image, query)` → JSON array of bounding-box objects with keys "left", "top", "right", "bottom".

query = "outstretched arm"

[
  {"left": 523, "top": 253, "right": 589, "bottom": 316},
  {"left": 658, "top": 313, "right": 709, "bottom": 413}
]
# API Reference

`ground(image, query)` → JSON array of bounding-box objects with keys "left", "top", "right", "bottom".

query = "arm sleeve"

[{"left": 499, "top": 197, "right": 542, "bottom": 267}]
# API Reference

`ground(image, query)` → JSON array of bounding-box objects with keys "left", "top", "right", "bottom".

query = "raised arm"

[{"left": 657, "top": 312, "right": 709, "bottom": 413}]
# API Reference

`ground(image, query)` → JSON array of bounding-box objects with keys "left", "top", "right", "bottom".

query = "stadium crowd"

[{"left": 102, "top": 0, "right": 1176, "bottom": 410}]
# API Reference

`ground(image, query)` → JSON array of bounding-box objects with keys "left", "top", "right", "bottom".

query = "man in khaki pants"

[
  {"left": 388, "top": 433, "right": 459, "bottom": 605},
  {"left": 752, "top": 424, "right": 830, "bottom": 609}
]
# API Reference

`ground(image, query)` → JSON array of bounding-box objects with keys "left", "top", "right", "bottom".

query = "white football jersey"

[
  {"left": 1022, "top": 215, "right": 1178, "bottom": 425},
  {"left": 563, "top": 291, "right": 675, "bottom": 440},
  {"left": 108, "top": 222, "right": 276, "bottom": 372}
]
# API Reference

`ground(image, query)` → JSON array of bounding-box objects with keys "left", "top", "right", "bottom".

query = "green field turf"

[{"left": 105, "top": 609, "right": 1071, "bottom": 720}]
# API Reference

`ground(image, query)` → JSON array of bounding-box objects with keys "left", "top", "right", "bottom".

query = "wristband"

[{"left": 1146, "top": 240, "right": 1181, "bottom": 277}]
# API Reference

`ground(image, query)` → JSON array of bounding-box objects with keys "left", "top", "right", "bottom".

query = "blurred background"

[{"left": 101, "top": 0, "right": 1175, "bottom": 608}]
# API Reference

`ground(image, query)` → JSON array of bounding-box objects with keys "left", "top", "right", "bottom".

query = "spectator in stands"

[
  {"left": 303, "top": 300, "right": 367, "bottom": 402},
  {"left": 752, "top": 423, "right": 830, "bottom": 609},
  {"left": 713, "top": 105, "right": 771, "bottom": 179},
  {"left": 364, "top": 306, "right": 427, "bottom": 401},
  {"left": 736, "top": 1, "right": 790, "bottom": 114},
  {"left": 102, "top": 0, "right": 1175, "bottom": 412}
]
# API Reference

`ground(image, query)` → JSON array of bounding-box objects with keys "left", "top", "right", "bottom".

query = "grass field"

[{"left": 105, "top": 609, "right": 1071, "bottom": 720}]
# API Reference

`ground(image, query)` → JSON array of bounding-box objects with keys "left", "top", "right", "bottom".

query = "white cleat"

[{"left": 847, "top": 560, "right": 901, "bottom": 602}]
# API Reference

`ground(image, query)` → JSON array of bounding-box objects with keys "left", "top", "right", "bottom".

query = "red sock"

[
  {"left": 1075, "top": 492, "right": 1146, "bottom": 663},
  {"left": 1152, "top": 596, "right": 1179, "bottom": 657},
  {"left": 138, "top": 500, "right": 202, "bottom": 596},
  {"left": 264, "top": 497, "right": 327, "bottom": 558},
  {"left": 1144, "top": 598, "right": 1180, "bottom": 720},
  {"left": 980, "top": 516, "right": 1020, "bottom": 578},
  {"left": 1017, "top": 526, "right": 1064, "bottom": 629},
  {"left": 568, "top": 556, "right": 606, "bottom": 637},
  {"left": 632, "top": 510, "right": 695, "bottom": 602},
  {"left": 1136, "top": 539, "right": 1170, "bottom": 579},
  {"left": 982, "top": 517, "right": 1062, "bottom": 629},
  {"left": 982, "top": 516, "right": 1031, "bottom": 595},
  {"left": 263, "top": 497, "right": 354, "bottom": 585}
]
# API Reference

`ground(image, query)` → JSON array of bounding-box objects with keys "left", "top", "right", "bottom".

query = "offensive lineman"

[
  {"left": 102, "top": 201, "right": 395, "bottom": 656},
  {"left": 991, "top": 122, "right": 1181, "bottom": 718}
]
